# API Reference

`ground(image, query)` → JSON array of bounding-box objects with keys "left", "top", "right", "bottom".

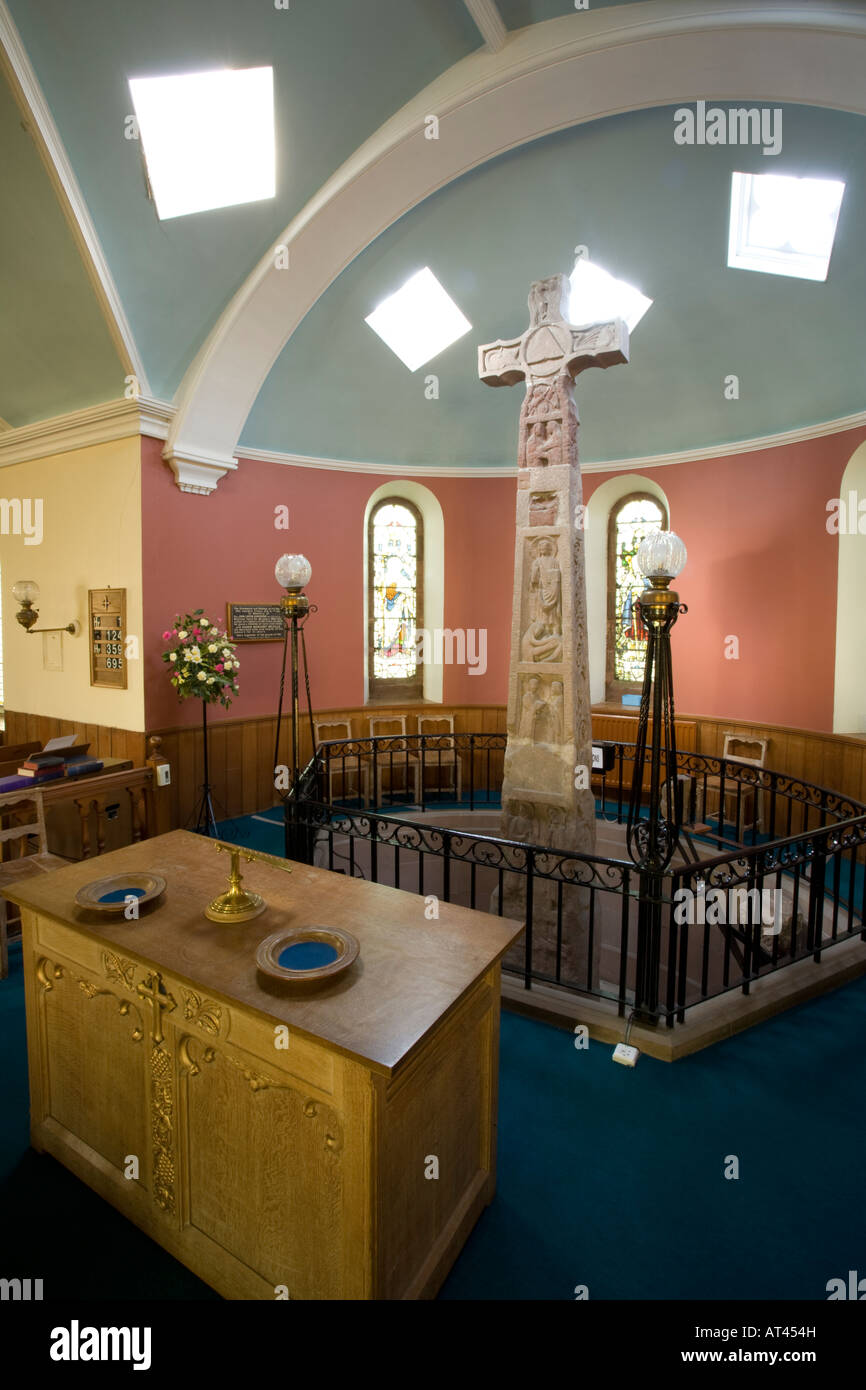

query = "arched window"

[
  {"left": 368, "top": 498, "right": 424, "bottom": 701},
  {"left": 605, "top": 493, "right": 668, "bottom": 701}
]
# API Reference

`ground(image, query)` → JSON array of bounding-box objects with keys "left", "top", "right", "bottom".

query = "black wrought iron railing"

[{"left": 292, "top": 735, "right": 866, "bottom": 1026}]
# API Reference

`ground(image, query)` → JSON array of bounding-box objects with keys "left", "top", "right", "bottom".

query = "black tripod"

[{"left": 189, "top": 698, "right": 238, "bottom": 839}]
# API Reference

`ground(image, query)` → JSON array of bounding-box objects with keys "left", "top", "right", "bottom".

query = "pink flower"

[
  {"left": 215, "top": 663, "right": 224, "bottom": 672},
  {"left": 192, "top": 626, "right": 201, "bottom": 637},
  {"left": 162, "top": 630, "right": 172, "bottom": 641}
]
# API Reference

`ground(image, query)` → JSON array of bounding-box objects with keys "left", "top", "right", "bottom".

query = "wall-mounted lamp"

[{"left": 13, "top": 580, "right": 80, "bottom": 636}]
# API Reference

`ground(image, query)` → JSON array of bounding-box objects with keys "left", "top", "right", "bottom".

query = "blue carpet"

[
  {"left": 3, "top": 837, "right": 865, "bottom": 1300},
  {"left": 441, "top": 984, "right": 866, "bottom": 1299}
]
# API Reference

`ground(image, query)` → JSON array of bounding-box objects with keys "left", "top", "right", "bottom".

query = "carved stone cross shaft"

[{"left": 478, "top": 271, "right": 629, "bottom": 981}]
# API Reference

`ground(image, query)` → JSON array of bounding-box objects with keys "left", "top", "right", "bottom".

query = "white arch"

[
  {"left": 833, "top": 440, "right": 866, "bottom": 732},
  {"left": 164, "top": 1, "right": 866, "bottom": 491},
  {"left": 586, "top": 473, "right": 671, "bottom": 704},
  {"left": 363, "top": 480, "right": 445, "bottom": 704}
]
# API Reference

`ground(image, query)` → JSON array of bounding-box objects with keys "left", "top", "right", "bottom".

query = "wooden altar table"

[{"left": 4, "top": 830, "right": 523, "bottom": 1300}]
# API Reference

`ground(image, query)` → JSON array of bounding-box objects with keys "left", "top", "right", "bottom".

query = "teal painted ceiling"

[
  {"left": 3, "top": 2, "right": 866, "bottom": 465},
  {"left": 0, "top": 66, "right": 124, "bottom": 427},
  {"left": 242, "top": 102, "right": 866, "bottom": 466},
  {"left": 5, "top": 0, "right": 481, "bottom": 402}
]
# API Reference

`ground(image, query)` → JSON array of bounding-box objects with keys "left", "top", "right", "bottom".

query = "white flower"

[
  {"left": 198, "top": 672, "right": 206, "bottom": 681},
  {"left": 207, "top": 676, "right": 215, "bottom": 684},
  {"left": 169, "top": 652, "right": 177, "bottom": 662},
  {"left": 222, "top": 648, "right": 230, "bottom": 658},
  {"left": 201, "top": 618, "right": 209, "bottom": 628},
  {"left": 189, "top": 647, "right": 201, "bottom": 662},
  {"left": 208, "top": 643, "right": 217, "bottom": 653},
  {"left": 178, "top": 630, "right": 188, "bottom": 640}
]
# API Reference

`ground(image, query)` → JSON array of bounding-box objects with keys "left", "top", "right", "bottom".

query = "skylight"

[
  {"left": 365, "top": 268, "right": 472, "bottom": 371},
  {"left": 569, "top": 259, "right": 652, "bottom": 333},
  {"left": 727, "top": 172, "right": 844, "bottom": 281},
  {"left": 128, "top": 67, "right": 275, "bottom": 220}
]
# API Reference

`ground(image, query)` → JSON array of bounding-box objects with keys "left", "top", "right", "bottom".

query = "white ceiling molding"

[
  {"left": 463, "top": 0, "right": 507, "bottom": 52},
  {"left": 0, "top": 395, "right": 173, "bottom": 468},
  {"left": 0, "top": 0, "right": 151, "bottom": 395},
  {"left": 166, "top": 1, "right": 866, "bottom": 493},
  {"left": 1, "top": 391, "right": 861, "bottom": 478},
  {"left": 237, "top": 407, "right": 866, "bottom": 478}
]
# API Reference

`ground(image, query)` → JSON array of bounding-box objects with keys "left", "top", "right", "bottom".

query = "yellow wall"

[{"left": 0, "top": 437, "right": 144, "bottom": 730}]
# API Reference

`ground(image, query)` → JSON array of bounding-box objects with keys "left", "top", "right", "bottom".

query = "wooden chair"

[
  {"left": 368, "top": 716, "right": 421, "bottom": 807},
  {"left": 0, "top": 788, "right": 71, "bottom": 979},
  {"left": 313, "top": 720, "right": 371, "bottom": 806},
  {"left": 417, "top": 715, "right": 462, "bottom": 803},
  {"left": 699, "top": 735, "right": 769, "bottom": 834}
]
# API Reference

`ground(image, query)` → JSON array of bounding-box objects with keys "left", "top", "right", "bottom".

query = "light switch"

[{"left": 42, "top": 631, "right": 63, "bottom": 672}]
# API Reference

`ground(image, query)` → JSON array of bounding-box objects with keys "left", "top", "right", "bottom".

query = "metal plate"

[
  {"left": 75, "top": 872, "right": 166, "bottom": 914},
  {"left": 256, "top": 925, "right": 359, "bottom": 984}
]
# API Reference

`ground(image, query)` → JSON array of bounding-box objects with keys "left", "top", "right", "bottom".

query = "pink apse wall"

[
  {"left": 141, "top": 424, "right": 865, "bottom": 734},
  {"left": 140, "top": 437, "right": 514, "bottom": 729},
  {"left": 584, "top": 423, "right": 866, "bottom": 732}
]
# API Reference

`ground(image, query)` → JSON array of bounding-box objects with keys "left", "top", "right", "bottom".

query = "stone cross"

[{"left": 478, "top": 272, "right": 628, "bottom": 981}]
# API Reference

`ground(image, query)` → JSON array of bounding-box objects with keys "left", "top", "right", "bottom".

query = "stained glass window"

[
  {"left": 608, "top": 495, "right": 666, "bottom": 691},
  {"left": 370, "top": 501, "right": 421, "bottom": 687}
]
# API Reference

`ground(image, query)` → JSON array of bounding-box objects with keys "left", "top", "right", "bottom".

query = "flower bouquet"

[{"left": 161, "top": 610, "right": 240, "bottom": 709}]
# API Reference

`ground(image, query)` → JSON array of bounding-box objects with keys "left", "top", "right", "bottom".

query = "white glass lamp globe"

[
  {"left": 12, "top": 579, "right": 39, "bottom": 605},
  {"left": 636, "top": 531, "right": 687, "bottom": 583},
  {"left": 274, "top": 554, "right": 312, "bottom": 591}
]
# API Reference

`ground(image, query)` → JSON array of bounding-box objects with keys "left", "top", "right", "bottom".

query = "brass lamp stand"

[
  {"left": 273, "top": 555, "right": 318, "bottom": 864},
  {"left": 625, "top": 530, "right": 691, "bottom": 1024}
]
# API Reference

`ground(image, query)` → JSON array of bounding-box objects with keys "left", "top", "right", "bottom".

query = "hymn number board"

[{"left": 89, "top": 588, "right": 127, "bottom": 689}]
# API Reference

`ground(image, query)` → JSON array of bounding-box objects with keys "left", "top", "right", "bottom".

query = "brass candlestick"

[{"left": 204, "top": 841, "right": 292, "bottom": 924}]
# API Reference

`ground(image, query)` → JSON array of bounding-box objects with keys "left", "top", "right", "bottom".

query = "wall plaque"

[
  {"left": 226, "top": 602, "right": 285, "bottom": 643},
  {"left": 89, "top": 587, "right": 127, "bottom": 689}
]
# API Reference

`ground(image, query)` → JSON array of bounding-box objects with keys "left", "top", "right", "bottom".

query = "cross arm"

[
  {"left": 565, "top": 318, "right": 629, "bottom": 376},
  {"left": 478, "top": 337, "right": 525, "bottom": 388}
]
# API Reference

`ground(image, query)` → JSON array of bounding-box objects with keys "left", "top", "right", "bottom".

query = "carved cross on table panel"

[
  {"left": 478, "top": 271, "right": 629, "bottom": 456},
  {"left": 136, "top": 971, "right": 177, "bottom": 1046}
]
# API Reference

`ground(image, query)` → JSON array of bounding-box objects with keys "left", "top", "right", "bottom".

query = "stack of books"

[{"left": 0, "top": 735, "right": 104, "bottom": 793}]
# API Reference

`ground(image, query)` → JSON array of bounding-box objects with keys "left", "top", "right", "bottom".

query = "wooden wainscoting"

[
  {"left": 11, "top": 703, "right": 864, "bottom": 834},
  {"left": 3, "top": 710, "right": 146, "bottom": 765},
  {"left": 147, "top": 704, "right": 509, "bottom": 829},
  {"left": 592, "top": 705, "right": 866, "bottom": 807}
]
